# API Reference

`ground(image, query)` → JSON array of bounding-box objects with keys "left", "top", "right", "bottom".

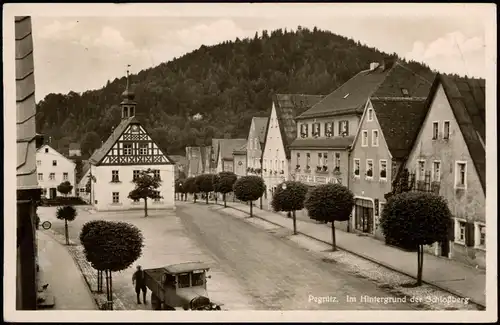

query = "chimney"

[{"left": 369, "top": 62, "right": 380, "bottom": 71}]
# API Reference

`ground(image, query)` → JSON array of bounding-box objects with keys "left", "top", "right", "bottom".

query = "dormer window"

[
  {"left": 401, "top": 88, "right": 409, "bottom": 97},
  {"left": 367, "top": 108, "right": 373, "bottom": 121}
]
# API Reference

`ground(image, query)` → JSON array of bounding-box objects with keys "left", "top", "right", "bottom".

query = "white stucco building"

[
  {"left": 36, "top": 144, "right": 76, "bottom": 198},
  {"left": 88, "top": 71, "right": 175, "bottom": 211},
  {"left": 262, "top": 94, "right": 324, "bottom": 198}
]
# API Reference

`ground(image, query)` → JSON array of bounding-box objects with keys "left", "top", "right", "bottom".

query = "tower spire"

[{"left": 121, "top": 64, "right": 136, "bottom": 119}]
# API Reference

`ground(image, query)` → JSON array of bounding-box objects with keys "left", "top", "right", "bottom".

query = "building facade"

[
  {"left": 215, "top": 139, "right": 246, "bottom": 173},
  {"left": 185, "top": 146, "right": 206, "bottom": 178},
  {"left": 76, "top": 161, "right": 91, "bottom": 202},
  {"left": 89, "top": 72, "right": 175, "bottom": 211},
  {"left": 69, "top": 143, "right": 81, "bottom": 157},
  {"left": 36, "top": 145, "right": 77, "bottom": 198},
  {"left": 262, "top": 94, "right": 324, "bottom": 198},
  {"left": 232, "top": 143, "right": 247, "bottom": 177},
  {"left": 246, "top": 117, "right": 268, "bottom": 176},
  {"left": 404, "top": 75, "right": 486, "bottom": 268}
]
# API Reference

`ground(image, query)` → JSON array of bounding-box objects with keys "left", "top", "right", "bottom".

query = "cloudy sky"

[{"left": 10, "top": 3, "right": 494, "bottom": 102}]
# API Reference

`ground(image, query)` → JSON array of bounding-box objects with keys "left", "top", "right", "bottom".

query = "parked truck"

[{"left": 143, "top": 261, "right": 223, "bottom": 310}]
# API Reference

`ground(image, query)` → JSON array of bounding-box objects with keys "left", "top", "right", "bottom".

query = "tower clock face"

[{"left": 131, "top": 125, "right": 138, "bottom": 131}]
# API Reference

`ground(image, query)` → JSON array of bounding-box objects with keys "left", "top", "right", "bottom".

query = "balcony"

[{"left": 385, "top": 169, "right": 441, "bottom": 200}]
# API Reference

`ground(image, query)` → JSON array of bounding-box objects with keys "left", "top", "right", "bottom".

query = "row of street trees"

[{"left": 269, "top": 180, "right": 452, "bottom": 287}]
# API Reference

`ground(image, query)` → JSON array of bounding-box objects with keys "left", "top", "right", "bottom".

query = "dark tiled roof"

[
  {"left": 297, "top": 68, "right": 391, "bottom": 120},
  {"left": 252, "top": 117, "right": 269, "bottom": 144},
  {"left": 69, "top": 143, "right": 80, "bottom": 150},
  {"left": 439, "top": 74, "right": 485, "bottom": 192},
  {"left": 219, "top": 139, "right": 247, "bottom": 160},
  {"left": 289, "top": 136, "right": 355, "bottom": 149},
  {"left": 16, "top": 16, "right": 38, "bottom": 189},
  {"left": 270, "top": 94, "right": 325, "bottom": 159},
  {"left": 371, "top": 62, "right": 435, "bottom": 99},
  {"left": 371, "top": 99, "right": 429, "bottom": 159}
]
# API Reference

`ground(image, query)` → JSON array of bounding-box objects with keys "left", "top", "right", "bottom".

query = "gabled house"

[
  {"left": 348, "top": 61, "right": 435, "bottom": 236},
  {"left": 208, "top": 138, "right": 223, "bottom": 174},
  {"left": 216, "top": 139, "right": 247, "bottom": 173},
  {"left": 232, "top": 143, "right": 247, "bottom": 178},
  {"left": 76, "top": 160, "right": 91, "bottom": 202},
  {"left": 69, "top": 143, "right": 81, "bottom": 157},
  {"left": 186, "top": 146, "right": 206, "bottom": 178},
  {"left": 36, "top": 144, "right": 77, "bottom": 198},
  {"left": 262, "top": 94, "right": 324, "bottom": 197},
  {"left": 403, "top": 74, "right": 486, "bottom": 268},
  {"left": 246, "top": 117, "right": 268, "bottom": 176},
  {"left": 88, "top": 72, "right": 175, "bottom": 211}
]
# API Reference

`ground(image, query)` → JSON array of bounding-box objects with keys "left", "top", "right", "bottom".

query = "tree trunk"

[
  {"left": 249, "top": 202, "right": 253, "bottom": 217},
  {"left": 64, "top": 219, "right": 69, "bottom": 245},
  {"left": 215, "top": 193, "right": 218, "bottom": 204},
  {"left": 144, "top": 198, "right": 148, "bottom": 217},
  {"left": 97, "top": 270, "right": 103, "bottom": 293},
  {"left": 109, "top": 271, "right": 114, "bottom": 310},
  {"left": 292, "top": 210, "right": 297, "bottom": 235},
  {"left": 260, "top": 196, "right": 263, "bottom": 210},
  {"left": 223, "top": 193, "right": 226, "bottom": 208},
  {"left": 331, "top": 222, "right": 337, "bottom": 251},
  {"left": 416, "top": 245, "right": 423, "bottom": 286},
  {"left": 206, "top": 192, "right": 209, "bottom": 204},
  {"left": 194, "top": 194, "right": 197, "bottom": 203}
]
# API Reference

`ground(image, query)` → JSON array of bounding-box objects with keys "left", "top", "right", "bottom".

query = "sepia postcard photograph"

[{"left": 3, "top": 2, "right": 497, "bottom": 323}]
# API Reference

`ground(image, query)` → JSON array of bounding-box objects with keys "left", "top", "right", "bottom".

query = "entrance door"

[
  {"left": 355, "top": 199, "right": 374, "bottom": 234},
  {"left": 440, "top": 240, "right": 450, "bottom": 257},
  {"left": 49, "top": 188, "right": 57, "bottom": 199}
]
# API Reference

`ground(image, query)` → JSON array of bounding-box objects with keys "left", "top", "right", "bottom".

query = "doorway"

[
  {"left": 355, "top": 198, "right": 374, "bottom": 234},
  {"left": 440, "top": 240, "right": 450, "bottom": 257},
  {"left": 49, "top": 188, "right": 57, "bottom": 199}
]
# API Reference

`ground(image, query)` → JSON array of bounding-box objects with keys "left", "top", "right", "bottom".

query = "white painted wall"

[
  {"left": 90, "top": 164, "right": 175, "bottom": 211},
  {"left": 36, "top": 145, "right": 76, "bottom": 198},
  {"left": 262, "top": 103, "right": 289, "bottom": 196}
]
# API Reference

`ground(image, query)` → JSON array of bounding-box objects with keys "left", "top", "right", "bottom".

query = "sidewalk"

[
  {"left": 37, "top": 231, "right": 97, "bottom": 310},
  {"left": 210, "top": 199, "right": 486, "bottom": 307}
]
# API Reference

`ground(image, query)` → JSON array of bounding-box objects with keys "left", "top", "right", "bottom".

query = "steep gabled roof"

[
  {"left": 371, "top": 99, "right": 430, "bottom": 159},
  {"left": 296, "top": 67, "right": 391, "bottom": 120},
  {"left": 36, "top": 144, "right": 77, "bottom": 165},
  {"left": 439, "top": 74, "right": 486, "bottom": 192},
  {"left": 89, "top": 116, "right": 174, "bottom": 165},
  {"left": 219, "top": 139, "right": 247, "bottom": 161},
  {"left": 252, "top": 117, "right": 269, "bottom": 145},
  {"left": 266, "top": 94, "right": 324, "bottom": 159}
]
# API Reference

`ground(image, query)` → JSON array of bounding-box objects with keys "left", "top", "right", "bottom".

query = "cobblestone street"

[{"left": 176, "top": 202, "right": 417, "bottom": 310}]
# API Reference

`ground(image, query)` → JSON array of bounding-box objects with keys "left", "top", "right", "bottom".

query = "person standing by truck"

[{"left": 132, "top": 265, "right": 148, "bottom": 304}]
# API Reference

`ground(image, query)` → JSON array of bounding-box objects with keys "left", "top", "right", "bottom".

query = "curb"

[
  {"left": 213, "top": 202, "right": 486, "bottom": 309},
  {"left": 42, "top": 229, "right": 127, "bottom": 310}
]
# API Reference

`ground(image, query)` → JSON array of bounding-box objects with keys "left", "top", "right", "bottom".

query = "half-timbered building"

[{"left": 88, "top": 71, "right": 175, "bottom": 211}]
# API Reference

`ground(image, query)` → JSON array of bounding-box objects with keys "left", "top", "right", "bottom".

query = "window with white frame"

[
  {"left": 45, "top": 148, "right": 49, "bottom": 153},
  {"left": 417, "top": 160, "right": 425, "bottom": 181},
  {"left": 49, "top": 173, "right": 55, "bottom": 180},
  {"left": 432, "top": 161, "right": 441, "bottom": 182},
  {"left": 133, "top": 170, "right": 141, "bottom": 181},
  {"left": 124, "top": 143, "right": 133, "bottom": 155},
  {"left": 474, "top": 222, "right": 485, "bottom": 248},
  {"left": 367, "top": 108, "right": 373, "bottom": 121},
  {"left": 432, "top": 122, "right": 439, "bottom": 140},
  {"left": 339, "top": 120, "right": 349, "bottom": 136},
  {"left": 353, "top": 159, "right": 360, "bottom": 177},
  {"left": 306, "top": 153, "right": 311, "bottom": 167},
  {"left": 263, "top": 159, "right": 267, "bottom": 169},
  {"left": 372, "top": 130, "right": 379, "bottom": 147},
  {"left": 112, "top": 192, "right": 120, "bottom": 204},
  {"left": 312, "top": 123, "right": 320, "bottom": 137},
  {"left": 139, "top": 143, "right": 148, "bottom": 155},
  {"left": 317, "top": 153, "right": 322, "bottom": 166},
  {"left": 325, "top": 122, "right": 333, "bottom": 137},
  {"left": 52, "top": 160, "right": 57, "bottom": 166},
  {"left": 153, "top": 190, "right": 161, "bottom": 202},
  {"left": 361, "top": 130, "right": 368, "bottom": 147},
  {"left": 443, "top": 121, "right": 450, "bottom": 140},
  {"left": 455, "top": 161, "right": 467, "bottom": 189},
  {"left": 455, "top": 219, "right": 466, "bottom": 244},
  {"left": 323, "top": 153, "right": 328, "bottom": 167},
  {"left": 296, "top": 153, "right": 300, "bottom": 167},
  {"left": 379, "top": 160, "right": 387, "bottom": 180},
  {"left": 38, "top": 173, "right": 43, "bottom": 181},
  {"left": 335, "top": 153, "right": 340, "bottom": 171},
  {"left": 37, "top": 160, "right": 41, "bottom": 166},
  {"left": 254, "top": 138, "right": 258, "bottom": 149},
  {"left": 79, "top": 188, "right": 85, "bottom": 193},
  {"left": 63, "top": 172, "right": 68, "bottom": 181},
  {"left": 281, "top": 160, "right": 284, "bottom": 172},
  {"left": 366, "top": 159, "right": 373, "bottom": 178},
  {"left": 153, "top": 169, "right": 161, "bottom": 180}
]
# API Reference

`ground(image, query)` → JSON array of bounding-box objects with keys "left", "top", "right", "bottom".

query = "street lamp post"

[{"left": 259, "top": 157, "right": 263, "bottom": 210}]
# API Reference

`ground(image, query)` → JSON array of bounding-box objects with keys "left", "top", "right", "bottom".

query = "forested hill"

[{"left": 36, "top": 26, "right": 433, "bottom": 156}]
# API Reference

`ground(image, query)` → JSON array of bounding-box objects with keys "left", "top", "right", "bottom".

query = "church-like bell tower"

[{"left": 121, "top": 65, "right": 136, "bottom": 119}]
